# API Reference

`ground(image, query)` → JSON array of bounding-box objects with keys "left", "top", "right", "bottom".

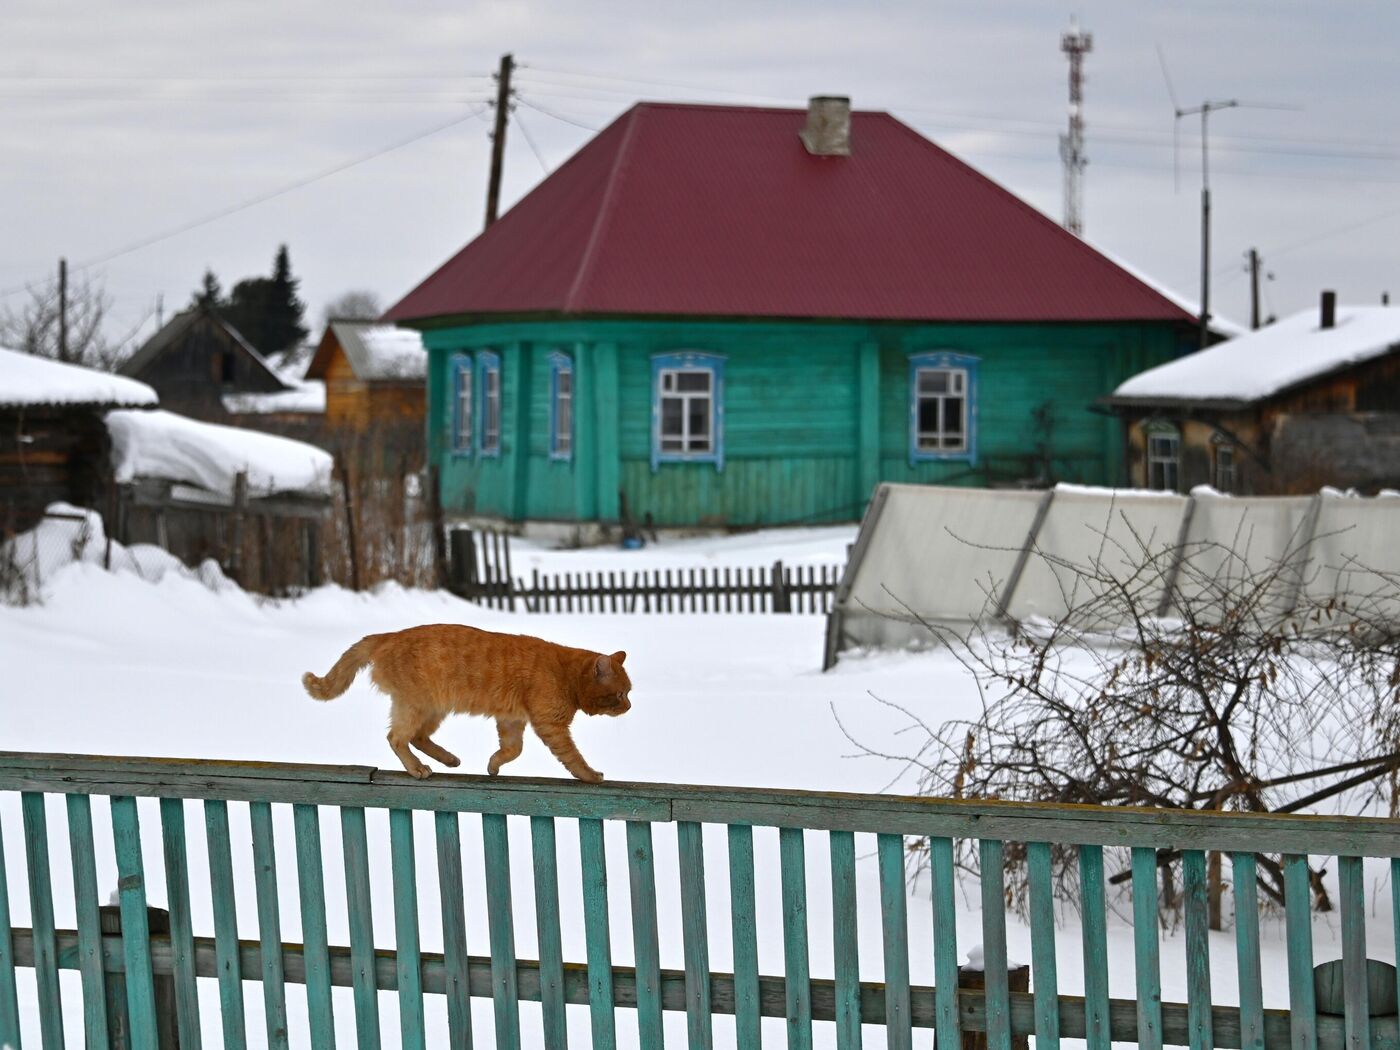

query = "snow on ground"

[
  {"left": 106, "top": 408, "right": 334, "bottom": 498},
  {"left": 0, "top": 525, "right": 1390, "bottom": 1049},
  {"left": 509, "top": 524, "right": 855, "bottom": 575},
  {"left": 222, "top": 379, "right": 326, "bottom": 415}
]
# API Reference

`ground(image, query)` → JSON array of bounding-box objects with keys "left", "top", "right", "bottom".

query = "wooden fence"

[
  {"left": 447, "top": 527, "right": 841, "bottom": 614},
  {"left": 3, "top": 751, "right": 1398, "bottom": 1049}
]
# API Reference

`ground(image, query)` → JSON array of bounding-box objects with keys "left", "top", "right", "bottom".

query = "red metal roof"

[{"left": 385, "top": 102, "right": 1194, "bottom": 325}]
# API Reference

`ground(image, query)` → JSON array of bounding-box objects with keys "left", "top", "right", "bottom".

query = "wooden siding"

[
  {"left": 321, "top": 347, "right": 426, "bottom": 431},
  {"left": 0, "top": 407, "right": 110, "bottom": 533},
  {"left": 126, "top": 314, "right": 283, "bottom": 421},
  {"left": 423, "top": 318, "right": 1186, "bottom": 526}
]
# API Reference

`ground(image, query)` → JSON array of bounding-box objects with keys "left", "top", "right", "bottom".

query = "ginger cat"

[{"left": 302, "top": 624, "right": 631, "bottom": 782}]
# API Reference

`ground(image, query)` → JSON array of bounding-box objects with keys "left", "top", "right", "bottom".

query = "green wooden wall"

[{"left": 418, "top": 316, "right": 1186, "bottom": 527}]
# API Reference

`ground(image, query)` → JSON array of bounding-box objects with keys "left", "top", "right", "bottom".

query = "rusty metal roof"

[{"left": 385, "top": 102, "right": 1195, "bottom": 326}]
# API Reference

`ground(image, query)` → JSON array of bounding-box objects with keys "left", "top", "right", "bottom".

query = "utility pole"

[
  {"left": 58, "top": 258, "right": 68, "bottom": 363},
  {"left": 1246, "top": 248, "right": 1261, "bottom": 330},
  {"left": 156, "top": 292, "right": 164, "bottom": 330},
  {"left": 1175, "top": 99, "right": 1239, "bottom": 348},
  {"left": 484, "top": 53, "right": 515, "bottom": 229},
  {"left": 1059, "top": 19, "right": 1093, "bottom": 237}
]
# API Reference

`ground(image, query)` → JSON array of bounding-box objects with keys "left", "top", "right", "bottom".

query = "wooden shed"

[
  {"left": 305, "top": 321, "right": 426, "bottom": 432},
  {"left": 0, "top": 347, "right": 157, "bottom": 535}
]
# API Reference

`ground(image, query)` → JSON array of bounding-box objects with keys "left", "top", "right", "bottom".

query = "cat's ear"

[
  {"left": 611, "top": 650, "right": 627, "bottom": 666},
  {"left": 595, "top": 654, "right": 614, "bottom": 679}
]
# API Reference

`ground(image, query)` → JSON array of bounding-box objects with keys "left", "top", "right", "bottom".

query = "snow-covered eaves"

[
  {"left": 0, "top": 345, "right": 158, "bottom": 408},
  {"left": 308, "top": 322, "right": 426, "bottom": 382},
  {"left": 1107, "top": 305, "right": 1400, "bottom": 408},
  {"left": 106, "top": 409, "right": 333, "bottom": 500},
  {"left": 223, "top": 380, "right": 326, "bottom": 415}
]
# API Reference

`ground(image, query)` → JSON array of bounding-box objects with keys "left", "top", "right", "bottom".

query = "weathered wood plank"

[
  {"left": 679, "top": 819, "right": 714, "bottom": 1050},
  {"left": 250, "top": 800, "right": 291, "bottom": 1050},
  {"left": 1183, "top": 850, "right": 1214, "bottom": 1050},
  {"left": 780, "top": 826, "right": 814, "bottom": 1050},
  {"left": 830, "top": 829, "right": 863, "bottom": 1050},
  {"left": 931, "top": 835, "right": 960, "bottom": 1048},
  {"left": 1028, "top": 841, "right": 1060, "bottom": 1050},
  {"left": 0, "top": 808, "right": 18, "bottom": 1050},
  {"left": 293, "top": 803, "right": 336, "bottom": 1048},
  {"left": 341, "top": 806, "right": 382, "bottom": 1050},
  {"left": 390, "top": 809, "right": 426, "bottom": 1050},
  {"left": 1231, "top": 853, "right": 1264, "bottom": 1050},
  {"left": 626, "top": 821, "right": 665, "bottom": 1050},
  {"left": 1283, "top": 855, "right": 1318, "bottom": 1050},
  {"left": 1338, "top": 855, "right": 1369, "bottom": 1050},
  {"left": 205, "top": 798, "right": 248, "bottom": 1050},
  {"left": 980, "top": 838, "right": 1011, "bottom": 1050},
  {"left": 1131, "top": 846, "right": 1164, "bottom": 1050},
  {"left": 728, "top": 823, "right": 761, "bottom": 1050},
  {"left": 481, "top": 812, "right": 521, "bottom": 1050},
  {"left": 529, "top": 815, "right": 566, "bottom": 1050},
  {"left": 21, "top": 792, "right": 64, "bottom": 1050},
  {"left": 877, "top": 832, "right": 909, "bottom": 1050},
  {"left": 63, "top": 794, "right": 109, "bottom": 1049},
  {"left": 1080, "top": 844, "right": 1110, "bottom": 1050},
  {"left": 579, "top": 817, "right": 618, "bottom": 1050},
  {"left": 110, "top": 794, "right": 160, "bottom": 1050},
  {"left": 160, "top": 796, "right": 203, "bottom": 1049}
]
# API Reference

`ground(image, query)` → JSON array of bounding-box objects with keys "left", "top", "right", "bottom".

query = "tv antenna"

[{"left": 1156, "top": 45, "right": 1297, "bottom": 348}]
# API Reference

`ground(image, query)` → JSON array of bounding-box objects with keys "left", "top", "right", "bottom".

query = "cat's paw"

[
  {"left": 440, "top": 754, "right": 461, "bottom": 768},
  {"left": 486, "top": 762, "right": 501, "bottom": 777},
  {"left": 409, "top": 766, "right": 433, "bottom": 780}
]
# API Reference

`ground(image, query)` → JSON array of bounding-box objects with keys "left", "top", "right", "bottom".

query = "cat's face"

[{"left": 583, "top": 651, "right": 632, "bottom": 716}]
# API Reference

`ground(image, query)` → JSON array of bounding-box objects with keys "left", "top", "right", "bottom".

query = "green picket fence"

[{"left": 1, "top": 751, "right": 1398, "bottom": 1049}]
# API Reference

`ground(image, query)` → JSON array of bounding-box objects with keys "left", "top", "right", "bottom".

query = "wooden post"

[
  {"left": 448, "top": 528, "right": 477, "bottom": 597},
  {"left": 427, "top": 465, "right": 447, "bottom": 590},
  {"left": 771, "top": 559, "right": 792, "bottom": 613},
  {"left": 100, "top": 904, "right": 179, "bottom": 1049},
  {"left": 337, "top": 459, "right": 360, "bottom": 591},
  {"left": 502, "top": 528, "right": 516, "bottom": 611},
  {"left": 303, "top": 520, "right": 322, "bottom": 588},
  {"left": 229, "top": 471, "right": 249, "bottom": 583},
  {"left": 942, "top": 962, "right": 1030, "bottom": 1050}
]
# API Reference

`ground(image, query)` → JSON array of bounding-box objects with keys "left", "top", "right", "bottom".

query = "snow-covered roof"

[
  {"left": 106, "top": 409, "right": 333, "bottom": 499},
  {"left": 307, "top": 322, "right": 426, "bottom": 381},
  {"left": 0, "top": 345, "right": 158, "bottom": 408},
  {"left": 1109, "top": 305, "right": 1400, "bottom": 407},
  {"left": 223, "top": 380, "right": 326, "bottom": 415}
]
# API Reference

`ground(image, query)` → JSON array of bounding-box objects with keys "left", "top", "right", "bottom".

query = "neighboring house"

[
  {"left": 1105, "top": 293, "right": 1400, "bottom": 494},
  {"left": 386, "top": 97, "right": 1199, "bottom": 532},
  {"left": 120, "top": 307, "right": 290, "bottom": 421},
  {"left": 304, "top": 321, "right": 426, "bottom": 434},
  {"left": 0, "top": 346, "right": 158, "bottom": 533}
]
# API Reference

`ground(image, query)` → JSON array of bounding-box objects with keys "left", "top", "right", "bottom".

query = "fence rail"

[{"left": 1, "top": 751, "right": 1397, "bottom": 1050}]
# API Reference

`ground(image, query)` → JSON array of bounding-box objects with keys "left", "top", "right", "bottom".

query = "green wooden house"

[{"left": 386, "top": 97, "right": 1197, "bottom": 531}]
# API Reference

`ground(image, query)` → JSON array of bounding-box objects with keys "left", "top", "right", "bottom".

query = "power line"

[
  {"left": 513, "top": 109, "right": 551, "bottom": 173},
  {"left": 0, "top": 105, "right": 486, "bottom": 299},
  {"left": 514, "top": 95, "right": 602, "bottom": 132}
]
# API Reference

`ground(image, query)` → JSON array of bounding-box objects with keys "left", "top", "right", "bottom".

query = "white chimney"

[{"left": 800, "top": 96, "right": 851, "bottom": 157}]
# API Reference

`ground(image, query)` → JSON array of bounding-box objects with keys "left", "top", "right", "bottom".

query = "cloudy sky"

[{"left": 3, "top": 1, "right": 1397, "bottom": 350}]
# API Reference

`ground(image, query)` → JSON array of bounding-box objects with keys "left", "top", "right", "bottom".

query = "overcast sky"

[{"left": 3, "top": 1, "right": 1397, "bottom": 350}]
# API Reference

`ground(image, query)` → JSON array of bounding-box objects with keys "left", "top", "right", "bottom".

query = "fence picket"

[
  {"left": 160, "top": 797, "right": 203, "bottom": 1048},
  {"left": 1080, "top": 844, "right": 1111, "bottom": 1050},
  {"left": 433, "top": 812, "right": 469, "bottom": 1050},
  {"left": 250, "top": 801, "right": 291, "bottom": 1050},
  {"left": 1130, "top": 847, "right": 1163, "bottom": 1050},
  {"left": 580, "top": 817, "right": 618, "bottom": 1050},
  {"left": 780, "top": 826, "right": 814, "bottom": 1050},
  {"left": 877, "top": 832, "right": 910, "bottom": 1050},
  {"left": 293, "top": 803, "right": 336, "bottom": 1049},
  {"left": 529, "top": 816, "right": 567, "bottom": 1050},
  {"left": 1283, "top": 854, "right": 1318, "bottom": 1050},
  {"left": 205, "top": 798, "right": 248, "bottom": 1050},
  {"left": 679, "top": 820, "right": 714, "bottom": 1050},
  {"left": 1182, "top": 850, "right": 1214, "bottom": 1050},
  {"left": 341, "top": 807, "right": 382, "bottom": 1050},
  {"left": 930, "top": 836, "right": 959, "bottom": 1048},
  {"left": 0, "top": 809, "right": 19, "bottom": 1050},
  {"left": 390, "top": 809, "right": 426, "bottom": 1050},
  {"left": 1027, "top": 841, "right": 1060, "bottom": 1050},
  {"left": 111, "top": 795, "right": 160, "bottom": 1050},
  {"left": 21, "top": 792, "right": 63, "bottom": 1050},
  {"left": 1339, "top": 855, "right": 1370, "bottom": 1050},
  {"left": 979, "top": 838, "right": 1011, "bottom": 1050},
  {"left": 64, "top": 794, "right": 109, "bottom": 1049},
  {"left": 1233, "top": 852, "right": 1264, "bottom": 1050},
  {"left": 481, "top": 812, "right": 522, "bottom": 1050},
  {"left": 728, "top": 823, "right": 761, "bottom": 1050},
  {"left": 830, "top": 830, "right": 862, "bottom": 1050},
  {"left": 627, "top": 821, "right": 665, "bottom": 1050}
]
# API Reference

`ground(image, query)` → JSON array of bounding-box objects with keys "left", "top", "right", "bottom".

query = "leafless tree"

[
  {"left": 0, "top": 270, "right": 137, "bottom": 370},
  {"left": 847, "top": 513, "right": 1400, "bottom": 923},
  {"left": 321, "top": 289, "right": 383, "bottom": 328}
]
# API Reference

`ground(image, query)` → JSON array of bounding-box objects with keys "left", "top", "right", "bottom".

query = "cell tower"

[{"left": 1060, "top": 17, "right": 1093, "bottom": 236}]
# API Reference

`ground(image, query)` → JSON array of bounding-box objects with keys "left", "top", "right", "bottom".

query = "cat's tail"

[{"left": 303, "top": 635, "right": 383, "bottom": 701}]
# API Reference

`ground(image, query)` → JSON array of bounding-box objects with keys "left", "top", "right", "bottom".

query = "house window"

[
  {"left": 651, "top": 351, "right": 725, "bottom": 470},
  {"left": 451, "top": 354, "right": 472, "bottom": 454},
  {"left": 479, "top": 351, "right": 501, "bottom": 457},
  {"left": 549, "top": 352, "right": 573, "bottom": 460},
  {"left": 909, "top": 352, "right": 978, "bottom": 464},
  {"left": 1213, "top": 441, "right": 1236, "bottom": 493},
  {"left": 1146, "top": 426, "right": 1180, "bottom": 491}
]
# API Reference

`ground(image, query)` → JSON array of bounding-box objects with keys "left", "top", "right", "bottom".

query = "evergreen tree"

[
  {"left": 192, "top": 269, "right": 223, "bottom": 311},
  {"left": 218, "top": 246, "right": 309, "bottom": 356}
]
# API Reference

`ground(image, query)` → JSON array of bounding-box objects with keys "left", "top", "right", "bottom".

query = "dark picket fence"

[{"left": 446, "top": 526, "right": 841, "bottom": 614}]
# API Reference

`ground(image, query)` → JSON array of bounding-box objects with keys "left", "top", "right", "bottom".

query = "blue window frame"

[
  {"left": 908, "top": 351, "right": 979, "bottom": 465},
  {"left": 478, "top": 350, "right": 501, "bottom": 457},
  {"left": 548, "top": 351, "right": 573, "bottom": 461},
  {"left": 651, "top": 351, "right": 725, "bottom": 471},
  {"left": 450, "top": 353, "right": 473, "bottom": 455}
]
